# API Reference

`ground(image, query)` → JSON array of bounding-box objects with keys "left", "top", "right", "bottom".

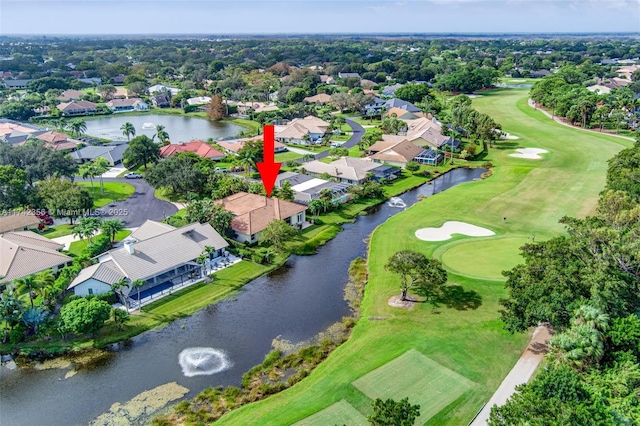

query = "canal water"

[{"left": 0, "top": 168, "right": 485, "bottom": 426}]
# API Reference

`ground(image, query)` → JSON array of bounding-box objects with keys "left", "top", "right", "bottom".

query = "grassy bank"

[{"left": 214, "top": 89, "right": 631, "bottom": 425}]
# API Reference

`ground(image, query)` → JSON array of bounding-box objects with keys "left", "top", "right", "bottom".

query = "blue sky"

[{"left": 1, "top": 1, "right": 639, "bottom": 34}]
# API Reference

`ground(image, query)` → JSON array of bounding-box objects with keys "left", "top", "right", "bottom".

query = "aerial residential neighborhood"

[{"left": 0, "top": 2, "right": 640, "bottom": 425}]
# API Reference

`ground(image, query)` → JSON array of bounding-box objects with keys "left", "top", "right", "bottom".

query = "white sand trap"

[
  {"left": 501, "top": 133, "right": 520, "bottom": 140},
  {"left": 509, "top": 148, "right": 548, "bottom": 159},
  {"left": 415, "top": 221, "right": 495, "bottom": 242},
  {"left": 467, "top": 94, "right": 483, "bottom": 98}
]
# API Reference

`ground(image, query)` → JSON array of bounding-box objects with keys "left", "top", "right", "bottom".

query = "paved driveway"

[
  {"left": 79, "top": 177, "right": 178, "bottom": 227},
  {"left": 312, "top": 117, "right": 365, "bottom": 161}
]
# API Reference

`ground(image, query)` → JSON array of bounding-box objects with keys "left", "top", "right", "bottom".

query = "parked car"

[
  {"left": 124, "top": 172, "right": 142, "bottom": 179},
  {"left": 214, "top": 167, "right": 229, "bottom": 173}
]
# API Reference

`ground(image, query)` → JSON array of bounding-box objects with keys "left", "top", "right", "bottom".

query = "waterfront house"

[
  {"left": 0, "top": 231, "right": 72, "bottom": 285},
  {"left": 57, "top": 100, "right": 98, "bottom": 116},
  {"left": 274, "top": 172, "right": 353, "bottom": 205},
  {"left": 214, "top": 192, "right": 307, "bottom": 244},
  {"left": 105, "top": 98, "right": 149, "bottom": 112},
  {"left": 160, "top": 140, "right": 226, "bottom": 160},
  {"left": 303, "top": 157, "right": 397, "bottom": 184},
  {"left": 68, "top": 221, "right": 229, "bottom": 300},
  {"left": 367, "top": 139, "right": 425, "bottom": 168},
  {"left": 70, "top": 143, "right": 128, "bottom": 166}
]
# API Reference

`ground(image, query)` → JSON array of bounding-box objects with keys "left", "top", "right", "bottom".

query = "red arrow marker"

[{"left": 257, "top": 125, "right": 281, "bottom": 197}]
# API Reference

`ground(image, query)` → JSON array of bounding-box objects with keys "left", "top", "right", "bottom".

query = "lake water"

[
  {"left": 0, "top": 168, "right": 485, "bottom": 426},
  {"left": 84, "top": 114, "right": 243, "bottom": 143}
]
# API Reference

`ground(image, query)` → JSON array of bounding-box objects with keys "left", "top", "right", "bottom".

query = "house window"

[
  {"left": 296, "top": 212, "right": 304, "bottom": 223},
  {"left": 88, "top": 288, "right": 93, "bottom": 295}
]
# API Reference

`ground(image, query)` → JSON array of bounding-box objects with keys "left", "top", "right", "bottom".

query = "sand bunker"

[
  {"left": 415, "top": 221, "right": 495, "bottom": 242},
  {"left": 510, "top": 148, "right": 548, "bottom": 159}
]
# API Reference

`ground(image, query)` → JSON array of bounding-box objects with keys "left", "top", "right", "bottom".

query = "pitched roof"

[
  {"left": 105, "top": 222, "right": 228, "bottom": 282},
  {"left": 385, "top": 107, "right": 421, "bottom": 120},
  {"left": 217, "top": 136, "right": 285, "bottom": 154},
  {"left": 303, "top": 157, "right": 380, "bottom": 182},
  {"left": 275, "top": 116, "right": 329, "bottom": 139},
  {"left": 69, "top": 144, "right": 128, "bottom": 163},
  {"left": 368, "top": 139, "right": 424, "bottom": 164},
  {"left": 385, "top": 98, "right": 421, "bottom": 113},
  {"left": 0, "top": 231, "right": 71, "bottom": 283},
  {"left": 105, "top": 98, "right": 145, "bottom": 107},
  {"left": 0, "top": 213, "right": 42, "bottom": 233},
  {"left": 57, "top": 90, "right": 85, "bottom": 101},
  {"left": 214, "top": 192, "right": 307, "bottom": 236},
  {"left": 129, "top": 220, "right": 176, "bottom": 241},
  {"left": 403, "top": 117, "right": 450, "bottom": 148},
  {"left": 159, "top": 140, "right": 225, "bottom": 159},
  {"left": 57, "top": 100, "right": 97, "bottom": 111},
  {"left": 303, "top": 93, "right": 332, "bottom": 103},
  {"left": 67, "top": 260, "right": 125, "bottom": 289}
]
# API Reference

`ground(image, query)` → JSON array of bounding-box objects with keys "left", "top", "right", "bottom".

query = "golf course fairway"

[{"left": 215, "top": 88, "right": 632, "bottom": 426}]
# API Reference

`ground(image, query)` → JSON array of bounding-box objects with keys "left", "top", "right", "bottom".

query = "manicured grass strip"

[
  {"left": 438, "top": 236, "right": 528, "bottom": 280},
  {"left": 76, "top": 181, "right": 135, "bottom": 208},
  {"left": 142, "top": 261, "right": 269, "bottom": 317},
  {"left": 293, "top": 400, "right": 368, "bottom": 426},
  {"left": 352, "top": 349, "right": 475, "bottom": 425},
  {"left": 41, "top": 224, "right": 74, "bottom": 239},
  {"left": 275, "top": 151, "right": 303, "bottom": 163}
]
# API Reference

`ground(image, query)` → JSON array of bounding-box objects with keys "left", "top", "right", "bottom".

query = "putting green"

[
  {"left": 352, "top": 349, "right": 475, "bottom": 425},
  {"left": 293, "top": 400, "right": 368, "bottom": 426},
  {"left": 440, "top": 237, "right": 528, "bottom": 280}
]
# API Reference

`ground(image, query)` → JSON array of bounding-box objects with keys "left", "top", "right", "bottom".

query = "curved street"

[
  {"left": 78, "top": 177, "right": 178, "bottom": 227},
  {"left": 314, "top": 117, "right": 365, "bottom": 160}
]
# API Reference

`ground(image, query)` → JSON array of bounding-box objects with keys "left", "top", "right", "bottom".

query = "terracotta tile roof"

[
  {"left": 214, "top": 192, "right": 307, "bottom": 236},
  {"left": 218, "top": 136, "right": 285, "bottom": 154},
  {"left": 0, "top": 231, "right": 71, "bottom": 283},
  {"left": 160, "top": 140, "right": 226, "bottom": 159}
]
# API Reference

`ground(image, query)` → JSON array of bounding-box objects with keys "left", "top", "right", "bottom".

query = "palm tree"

[
  {"left": 111, "top": 278, "right": 130, "bottom": 311},
  {"left": 308, "top": 199, "right": 324, "bottom": 220},
  {"left": 120, "top": 122, "right": 136, "bottom": 141},
  {"left": 222, "top": 88, "right": 233, "bottom": 115},
  {"left": 100, "top": 219, "right": 125, "bottom": 243},
  {"left": 196, "top": 253, "right": 208, "bottom": 277},
  {"left": 15, "top": 276, "right": 43, "bottom": 309},
  {"left": 131, "top": 279, "right": 145, "bottom": 309},
  {"left": 154, "top": 124, "right": 170, "bottom": 144},
  {"left": 74, "top": 217, "right": 101, "bottom": 244},
  {"left": 34, "top": 271, "right": 56, "bottom": 308},
  {"left": 93, "top": 157, "right": 110, "bottom": 194},
  {"left": 79, "top": 162, "right": 97, "bottom": 189},
  {"left": 318, "top": 188, "right": 333, "bottom": 213},
  {"left": 69, "top": 119, "right": 87, "bottom": 137}
]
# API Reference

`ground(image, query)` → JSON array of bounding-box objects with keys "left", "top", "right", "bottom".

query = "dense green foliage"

[
  {"left": 59, "top": 298, "right": 111, "bottom": 336},
  {"left": 368, "top": 398, "right": 421, "bottom": 426},
  {"left": 495, "top": 139, "right": 640, "bottom": 425}
]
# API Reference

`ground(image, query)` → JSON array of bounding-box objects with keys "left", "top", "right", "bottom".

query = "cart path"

[
  {"left": 470, "top": 325, "right": 552, "bottom": 425},
  {"left": 527, "top": 99, "right": 635, "bottom": 141}
]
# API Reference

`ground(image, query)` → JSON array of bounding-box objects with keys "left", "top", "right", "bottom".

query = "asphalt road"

[
  {"left": 310, "top": 117, "right": 365, "bottom": 161},
  {"left": 79, "top": 177, "right": 178, "bottom": 227}
]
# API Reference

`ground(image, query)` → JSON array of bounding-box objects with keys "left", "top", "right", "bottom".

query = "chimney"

[{"left": 124, "top": 240, "right": 135, "bottom": 255}]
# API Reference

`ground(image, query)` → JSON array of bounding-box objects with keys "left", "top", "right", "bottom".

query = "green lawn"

[
  {"left": 215, "top": 89, "right": 631, "bottom": 426},
  {"left": 275, "top": 151, "right": 303, "bottom": 163},
  {"left": 41, "top": 224, "right": 74, "bottom": 239},
  {"left": 76, "top": 181, "right": 135, "bottom": 207},
  {"left": 352, "top": 349, "right": 475, "bottom": 425},
  {"left": 67, "top": 230, "right": 131, "bottom": 256},
  {"left": 438, "top": 236, "right": 528, "bottom": 281},
  {"left": 293, "top": 400, "right": 368, "bottom": 426}
]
